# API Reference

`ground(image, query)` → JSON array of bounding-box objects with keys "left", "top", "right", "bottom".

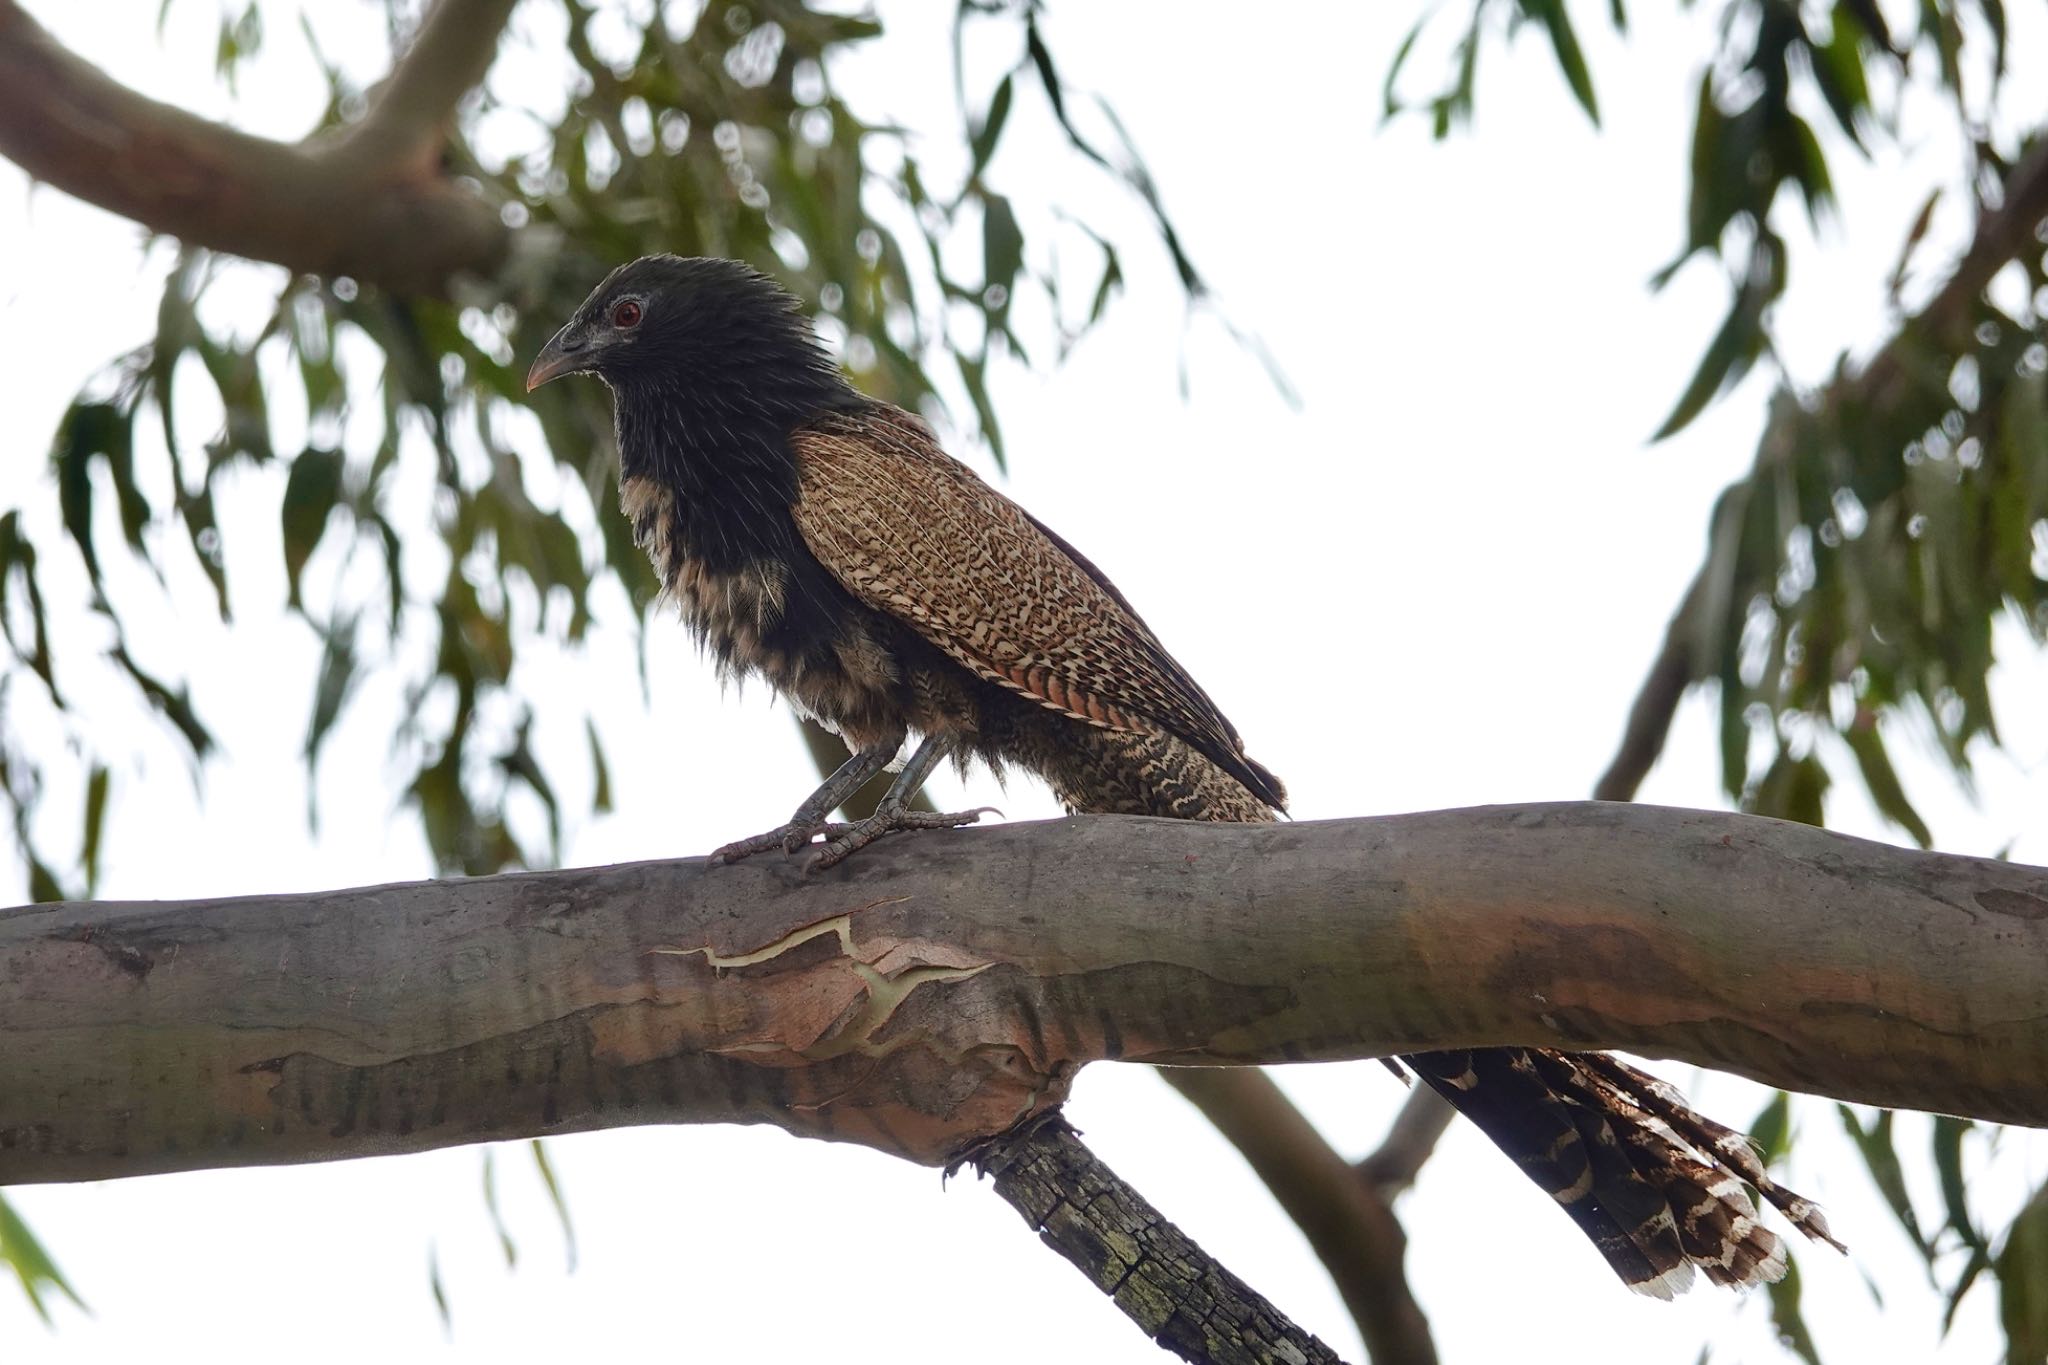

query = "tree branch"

[
  {"left": 1593, "top": 130, "right": 2048, "bottom": 799},
  {"left": 974, "top": 1112, "right": 1350, "bottom": 1365},
  {"left": 1163, "top": 1069, "right": 1436, "bottom": 1365},
  {"left": 0, "top": 0, "right": 512, "bottom": 295},
  {"left": 1354, "top": 1088, "right": 1454, "bottom": 1198},
  {"left": 326, "top": 0, "right": 521, "bottom": 173},
  {"left": 5, "top": 805, "right": 2046, "bottom": 1187},
  {"left": 1592, "top": 574, "right": 1705, "bottom": 802}
]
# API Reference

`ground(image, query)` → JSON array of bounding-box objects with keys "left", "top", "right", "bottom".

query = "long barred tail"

[{"left": 1403, "top": 1047, "right": 1844, "bottom": 1296}]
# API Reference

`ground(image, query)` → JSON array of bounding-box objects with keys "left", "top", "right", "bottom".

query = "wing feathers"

[{"left": 790, "top": 406, "right": 1284, "bottom": 810}]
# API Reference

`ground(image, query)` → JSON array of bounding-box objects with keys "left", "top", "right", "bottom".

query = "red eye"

[{"left": 611, "top": 299, "right": 643, "bottom": 329}]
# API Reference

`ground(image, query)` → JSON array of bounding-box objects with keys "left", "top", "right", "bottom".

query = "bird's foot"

[
  {"left": 707, "top": 817, "right": 834, "bottom": 867},
  {"left": 808, "top": 805, "right": 999, "bottom": 870}
]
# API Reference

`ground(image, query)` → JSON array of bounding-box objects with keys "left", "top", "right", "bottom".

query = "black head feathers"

[
  {"left": 528, "top": 254, "right": 867, "bottom": 579},
  {"left": 527, "top": 255, "right": 854, "bottom": 419}
]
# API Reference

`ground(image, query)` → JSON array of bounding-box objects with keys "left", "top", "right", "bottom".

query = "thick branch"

[
  {"left": 1594, "top": 131, "right": 2048, "bottom": 799},
  {"left": 1163, "top": 1070, "right": 1435, "bottom": 1365},
  {"left": 0, "top": 0, "right": 511, "bottom": 294},
  {"left": 4, "top": 805, "right": 2047, "bottom": 1186}
]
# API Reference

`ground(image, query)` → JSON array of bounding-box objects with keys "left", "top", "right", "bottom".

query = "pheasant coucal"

[{"left": 527, "top": 254, "right": 1842, "bottom": 1296}]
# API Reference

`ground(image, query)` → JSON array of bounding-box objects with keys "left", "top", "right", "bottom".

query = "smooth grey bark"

[{"left": 4, "top": 804, "right": 2046, "bottom": 1186}]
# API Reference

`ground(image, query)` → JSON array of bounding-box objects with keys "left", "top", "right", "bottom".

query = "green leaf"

[
  {"left": 1999, "top": 1184, "right": 2048, "bottom": 1364},
  {"left": 81, "top": 764, "right": 110, "bottom": 897},
  {"left": 531, "top": 1139, "right": 578, "bottom": 1273},
  {"left": 0, "top": 511, "right": 60, "bottom": 700},
  {"left": 1837, "top": 1105, "right": 1931, "bottom": 1262},
  {"left": 1748, "top": 747, "right": 1830, "bottom": 828},
  {"left": 1087, "top": 242, "right": 1124, "bottom": 327},
  {"left": 1933, "top": 1117, "right": 1988, "bottom": 1258},
  {"left": 281, "top": 447, "right": 346, "bottom": 609},
  {"left": 27, "top": 857, "right": 68, "bottom": 905},
  {"left": 481, "top": 1148, "right": 517, "bottom": 1269},
  {"left": 1980, "top": 0, "right": 2008, "bottom": 86},
  {"left": 1811, "top": 7, "right": 1874, "bottom": 148},
  {"left": 0, "top": 1193, "right": 87, "bottom": 1325},
  {"left": 968, "top": 74, "right": 1012, "bottom": 180},
  {"left": 109, "top": 644, "right": 214, "bottom": 759},
  {"left": 1749, "top": 1090, "right": 1792, "bottom": 1165},
  {"left": 981, "top": 191, "right": 1023, "bottom": 317},
  {"left": 427, "top": 1241, "right": 451, "bottom": 1335},
  {"left": 498, "top": 715, "right": 560, "bottom": 866},
  {"left": 52, "top": 402, "right": 134, "bottom": 592},
  {"left": 956, "top": 351, "right": 1005, "bottom": 472},
  {"left": 1024, "top": 20, "right": 1109, "bottom": 173},
  {"left": 1844, "top": 720, "right": 1933, "bottom": 846},
  {"left": 304, "top": 616, "right": 360, "bottom": 780},
  {"left": 1766, "top": 1255, "right": 1823, "bottom": 1365},
  {"left": 586, "top": 718, "right": 613, "bottom": 815},
  {"left": 1381, "top": 15, "right": 1430, "bottom": 122},
  {"left": 1783, "top": 112, "right": 1836, "bottom": 225},
  {"left": 1524, "top": 0, "right": 1600, "bottom": 125},
  {"left": 1653, "top": 283, "right": 1767, "bottom": 440}
]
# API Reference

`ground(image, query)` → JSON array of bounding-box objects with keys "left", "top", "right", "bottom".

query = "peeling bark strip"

[
  {"left": 4, "top": 804, "right": 2048, "bottom": 1186},
  {"left": 971, "top": 1113, "right": 1348, "bottom": 1365}
]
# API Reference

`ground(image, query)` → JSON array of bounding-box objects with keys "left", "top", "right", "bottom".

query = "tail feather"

[
  {"left": 1577, "top": 1052, "right": 1845, "bottom": 1255},
  {"left": 1405, "top": 1047, "right": 1837, "bottom": 1296}
]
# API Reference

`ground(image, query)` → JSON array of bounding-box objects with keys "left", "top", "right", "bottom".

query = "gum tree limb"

[
  {"left": 5, "top": 804, "right": 2046, "bottom": 1188},
  {"left": 0, "top": 0, "right": 513, "bottom": 295}
]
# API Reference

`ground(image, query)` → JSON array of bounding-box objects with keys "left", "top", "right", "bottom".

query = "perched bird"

[{"left": 527, "top": 254, "right": 1841, "bottom": 1295}]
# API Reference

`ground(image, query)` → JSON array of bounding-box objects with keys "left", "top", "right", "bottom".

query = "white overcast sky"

[{"left": 4, "top": 2, "right": 2048, "bottom": 1363}]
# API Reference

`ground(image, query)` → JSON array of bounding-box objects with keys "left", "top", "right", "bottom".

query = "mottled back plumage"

[
  {"left": 528, "top": 253, "right": 1839, "bottom": 1296},
  {"left": 791, "top": 405, "right": 1286, "bottom": 811}
]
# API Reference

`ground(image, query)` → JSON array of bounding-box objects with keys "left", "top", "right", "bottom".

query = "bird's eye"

[{"left": 611, "top": 299, "right": 643, "bottom": 329}]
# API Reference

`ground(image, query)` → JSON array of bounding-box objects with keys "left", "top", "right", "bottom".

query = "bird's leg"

[
  {"left": 708, "top": 735, "right": 904, "bottom": 866},
  {"left": 810, "top": 733, "right": 996, "bottom": 869}
]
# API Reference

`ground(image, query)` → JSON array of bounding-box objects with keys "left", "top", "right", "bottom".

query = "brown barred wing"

[{"left": 790, "top": 405, "right": 1284, "bottom": 810}]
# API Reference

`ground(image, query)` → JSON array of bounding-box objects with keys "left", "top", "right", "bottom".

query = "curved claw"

[
  {"left": 808, "top": 805, "right": 999, "bottom": 871},
  {"left": 707, "top": 818, "right": 832, "bottom": 867}
]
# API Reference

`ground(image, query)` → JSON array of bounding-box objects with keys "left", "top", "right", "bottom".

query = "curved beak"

[{"left": 525, "top": 323, "right": 590, "bottom": 392}]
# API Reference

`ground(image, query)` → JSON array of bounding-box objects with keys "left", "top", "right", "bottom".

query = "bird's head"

[{"left": 525, "top": 255, "right": 848, "bottom": 407}]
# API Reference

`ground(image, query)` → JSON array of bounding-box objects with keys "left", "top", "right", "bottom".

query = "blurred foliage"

[
  {"left": 1390, "top": 0, "right": 2014, "bottom": 436},
  {"left": 1398, "top": 3, "right": 2048, "bottom": 1359},
  {"left": 0, "top": 1193, "right": 85, "bottom": 1325}
]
